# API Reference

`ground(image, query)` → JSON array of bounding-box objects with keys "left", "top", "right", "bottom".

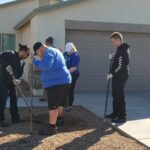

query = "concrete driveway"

[{"left": 6, "top": 91, "right": 150, "bottom": 148}]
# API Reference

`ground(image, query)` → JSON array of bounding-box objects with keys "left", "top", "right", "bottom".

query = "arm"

[
  {"left": 32, "top": 52, "right": 54, "bottom": 71},
  {"left": 69, "top": 53, "right": 80, "bottom": 73},
  {"left": 2, "top": 51, "right": 21, "bottom": 78},
  {"left": 111, "top": 49, "right": 130, "bottom": 76}
]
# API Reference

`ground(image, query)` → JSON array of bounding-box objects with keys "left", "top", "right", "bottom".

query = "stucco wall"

[
  {"left": 0, "top": 0, "right": 38, "bottom": 33},
  {"left": 32, "top": 0, "right": 150, "bottom": 48},
  {"left": 18, "top": 23, "right": 31, "bottom": 81}
]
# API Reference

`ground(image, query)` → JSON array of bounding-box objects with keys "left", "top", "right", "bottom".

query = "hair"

[
  {"left": 45, "top": 37, "right": 54, "bottom": 45},
  {"left": 72, "top": 44, "right": 78, "bottom": 52},
  {"left": 110, "top": 32, "right": 123, "bottom": 43},
  {"left": 18, "top": 43, "right": 29, "bottom": 52}
]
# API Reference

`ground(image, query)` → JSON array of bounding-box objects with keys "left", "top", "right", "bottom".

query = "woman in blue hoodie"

[
  {"left": 32, "top": 42, "right": 71, "bottom": 136},
  {"left": 63, "top": 42, "right": 80, "bottom": 112}
]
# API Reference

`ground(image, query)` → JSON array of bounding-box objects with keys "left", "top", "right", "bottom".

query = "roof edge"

[
  {"left": 14, "top": 0, "right": 87, "bottom": 30},
  {"left": 0, "top": 0, "right": 30, "bottom": 8}
]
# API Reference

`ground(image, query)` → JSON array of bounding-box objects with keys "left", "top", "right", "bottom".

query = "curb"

[
  {"left": 81, "top": 106, "right": 150, "bottom": 149},
  {"left": 104, "top": 119, "right": 150, "bottom": 149}
]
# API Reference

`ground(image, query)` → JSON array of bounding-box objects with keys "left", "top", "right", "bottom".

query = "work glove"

[
  {"left": 6, "top": 65, "right": 13, "bottom": 75},
  {"left": 107, "top": 74, "right": 113, "bottom": 81},
  {"left": 33, "top": 55, "right": 41, "bottom": 60},
  {"left": 13, "top": 79, "right": 21, "bottom": 85},
  {"left": 108, "top": 53, "right": 114, "bottom": 60}
]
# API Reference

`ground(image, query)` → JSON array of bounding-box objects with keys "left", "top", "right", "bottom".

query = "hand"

[
  {"left": 13, "top": 79, "right": 21, "bottom": 85},
  {"left": 108, "top": 53, "right": 114, "bottom": 60},
  {"left": 107, "top": 74, "right": 113, "bottom": 81},
  {"left": 33, "top": 55, "right": 41, "bottom": 60},
  {"left": 6, "top": 65, "right": 13, "bottom": 75}
]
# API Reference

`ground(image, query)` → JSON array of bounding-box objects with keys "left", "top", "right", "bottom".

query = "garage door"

[{"left": 66, "top": 30, "right": 150, "bottom": 92}]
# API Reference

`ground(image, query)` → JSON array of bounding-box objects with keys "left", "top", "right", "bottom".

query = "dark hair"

[
  {"left": 45, "top": 37, "right": 54, "bottom": 45},
  {"left": 33, "top": 42, "right": 43, "bottom": 55},
  {"left": 110, "top": 32, "right": 123, "bottom": 43},
  {"left": 19, "top": 43, "right": 29, "bottom": 52}
]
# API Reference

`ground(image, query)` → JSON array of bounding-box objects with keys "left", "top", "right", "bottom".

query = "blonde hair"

[
  {"left": 72, "top": 44, "right": 78, "bottom": 52},
  {"left": 65, "top": 42, "right": 78, "bottom": 52},
  {"left": 111, "top": 32, "right": 123, "bottom": 43}
]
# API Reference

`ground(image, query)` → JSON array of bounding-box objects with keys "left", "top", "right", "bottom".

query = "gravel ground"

[{"left": 0, "top": 106, "right": 149, "bottom": 150}]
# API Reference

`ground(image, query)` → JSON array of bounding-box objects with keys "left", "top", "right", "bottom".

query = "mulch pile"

[{"left": 0, "top": 106, "right": 148, "bottom": 150}]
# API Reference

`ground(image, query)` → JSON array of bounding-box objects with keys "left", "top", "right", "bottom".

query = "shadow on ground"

[{"left": 0, "top": 106, "right": 113, "bottom": 150}]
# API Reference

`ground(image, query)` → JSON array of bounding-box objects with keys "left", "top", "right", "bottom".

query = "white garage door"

[{"left": 66, "top": 30, "right": 150, "bottom": 92}]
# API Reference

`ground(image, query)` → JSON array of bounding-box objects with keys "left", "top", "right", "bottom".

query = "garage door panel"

[{"left": 66, "top": 30, "right": 150, "bottom": 91}]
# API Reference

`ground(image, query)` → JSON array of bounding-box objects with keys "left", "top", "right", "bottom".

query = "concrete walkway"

[
  {"left": 75, "top": 92, "right": 150, "bottom": 148},
  {"left": 6, "top": 91, "right": 150, "bottom": 148}
]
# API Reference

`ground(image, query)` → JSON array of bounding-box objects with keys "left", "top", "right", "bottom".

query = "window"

[{"left": 0, "top": 34, "right": 16, "bottom": 52}]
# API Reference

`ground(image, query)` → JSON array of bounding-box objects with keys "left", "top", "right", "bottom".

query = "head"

[
  {"left": 45, "top": 37, "right": 54, "bottom": 47},
  {"left": 65, "top": 42, "right": 77, "bottom": 55},
  {"left": 33, "top": 42, "right": 46, "bottom": 58},
  {"left": 18, "top": 44, "right": 30, "bottom": 60},
  {"left": 110, "top": 32, "right": 123, "bottom": 48}
]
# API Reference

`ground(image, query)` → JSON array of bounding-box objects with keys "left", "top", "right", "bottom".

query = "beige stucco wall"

[
  {"left": 39, "top": 0, "right": 60, "bottom": 6},
  {"left": 17, "top": 23, "right": 31, "bottom": 81},
  {"left": 18, "top": 0, "right": 150, "bottom": 86},
  {"left": 31, "top": 0, "right": 150, "bottom": 48},
  {"left": 0, "top": 0, "right": 39, "bottom": 33}
]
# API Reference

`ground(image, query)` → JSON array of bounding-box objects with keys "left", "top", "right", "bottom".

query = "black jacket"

[
  {"left": 0, "top": 51, "right": 24, "bottom": 83},
  {"left": 110, "top": 43, "right": 130, "bottom": 79}
]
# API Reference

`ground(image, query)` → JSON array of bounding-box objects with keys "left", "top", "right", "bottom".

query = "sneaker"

[
  {"left": 56, "top": 117, "right": 64, "bottom": 127},
  {"left": 0, "top": 130, "right": 3, "bottom": 135},
  {"left": 106, "top": 113, "right": 117, "bottom": 119},
  {"left": 0, "top": 121, "right": 9, "bottom": 127},
  {"left": 39, "top": 126, "right": 57, "bottom": 136},
  {"left": 39, "top": 98, "right": 46, "bottom": 102},
  {"left": 111, "top": 117, "right": 126, "bottom": 124},
  {"left": 12, "top": 118, "right": 25, "bottom": 124},
  {"left": 64, "top": 106, "right": 72, "bottom": 112}
]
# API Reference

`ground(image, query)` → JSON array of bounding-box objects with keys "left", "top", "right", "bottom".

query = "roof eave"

[
  {"left": 0, "top": 0, "right": 29, "bottom": 8},
  {"left": 14, "top": 0, "right": 87, "bottom": 30}
]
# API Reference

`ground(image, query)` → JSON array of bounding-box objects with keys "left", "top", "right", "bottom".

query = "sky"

[
  {"left": 0, "top": 0, "right": 68, "bottom": 4},
  {"left": 0, "top": 0, "right": 15, "bottom": 4}
]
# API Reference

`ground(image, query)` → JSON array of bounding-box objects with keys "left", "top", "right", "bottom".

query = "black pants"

[
  {"left": 112, "top": 75, "right": 128, "bottom": 118},
  {"left": 68, "top": 73, "right": 79, "bottom": 106},
  {"left": 8, "top": 82, "right": 20, "bottom": 121},
  {"left": 0, "top": 82, "right": 19, "bottom": 121},
  {"left": 45, "top": 83, "right": 70, "bottom": 110},
  {"left": 0, "top": 82, "right": 8, "bottom": 121}
]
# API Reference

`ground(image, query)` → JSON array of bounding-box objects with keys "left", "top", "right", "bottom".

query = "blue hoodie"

[{"left": 32, "top": 47, "right": 71, "bottom": 88}]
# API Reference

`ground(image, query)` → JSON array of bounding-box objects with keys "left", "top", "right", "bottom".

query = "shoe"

[
  {"left": 111, "top": 117, "right": 126, "bottom": 124},
  {"left": 39, "top": 98, "right": 46, "bottom": 102},
  {"left": 0, "top": 121, "right": 9, "bottom": 127},
  {"left": 64, "top": 106, "right": 72, "bottom": 112},
  {"left": 39, "top": 126, "right": 57, "bottom": 136},
  {"left": 56, "top": 117, "right": 64, "bottom": 127},
  {"left": 12, "top": 118, "right": 25, "bottom": 124},
  {"left": 106, "top": 113, "right": 117, "bottom": 119},
  {"left": 0, "top": 130, "right": 3, "bottom": 135}
]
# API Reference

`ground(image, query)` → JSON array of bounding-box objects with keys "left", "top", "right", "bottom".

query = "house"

[{"left": 1, "top": 0, "right": 150, "bottom": 94}]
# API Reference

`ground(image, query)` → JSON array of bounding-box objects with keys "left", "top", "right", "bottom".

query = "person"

[
  {"left": 0, "top": 44, "right": 30, "bottom": 127},
  {"left": 63, "top": 42, "right": 80, "bottom": 112},
  {"left": 106, "top": 32, "right": 130, "bottom": 123},
  {"left": 0, "top": 130, "right": 3, "bottom": 135},
  {"left": 45, "top": 36, "right": 54, "bottom": 47},
  {"left": 39, "top": 37, "right": 54, "bottom": 102},
  {"left": 32, "top": 42, "right": 71, "bottom": 136}
]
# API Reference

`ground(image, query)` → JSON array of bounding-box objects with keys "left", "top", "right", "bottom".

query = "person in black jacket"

[
  {"left": 106, "top": 32, "right": 130, "bottom": 123},
  {"left": 0, "top": 44, "right": 30, "bottom": 127}
]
